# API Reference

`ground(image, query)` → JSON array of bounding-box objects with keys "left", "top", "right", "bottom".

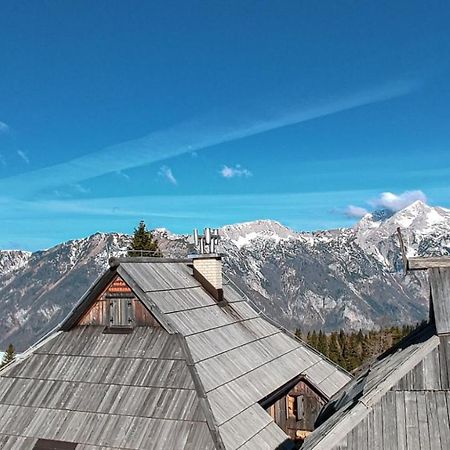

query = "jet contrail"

[{"left": 0, "top": 79, "right": 420, "bottom": 198}]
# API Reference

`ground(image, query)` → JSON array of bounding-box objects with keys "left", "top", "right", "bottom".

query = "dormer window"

[
  {"left": 105, "top": 277, "right": 135, "bottom": 331},
  {"left": 108, "top": 296, "right": 134, "bottom": 327},
  {"left": 260, "top": 375, "right": 326, "bottom": 442}
]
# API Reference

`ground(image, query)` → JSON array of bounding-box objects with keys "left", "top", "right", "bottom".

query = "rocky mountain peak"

[
  {"left": 390, "top": 200, "right": 450, "bottom": 231},
  {"left": 219, "top": 219, "right": 296, "bottom": 248},
  {"left": 357, "top": 201, "right": 450, "bottom": 234}
]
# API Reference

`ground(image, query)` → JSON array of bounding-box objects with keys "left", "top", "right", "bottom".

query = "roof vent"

[{"left": 191, "top": 228, "right": 225, "bottom": 304}]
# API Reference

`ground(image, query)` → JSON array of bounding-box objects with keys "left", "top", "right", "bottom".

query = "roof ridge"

[{"left": 110, "top": 256, "right": 192, "bottom": 266}]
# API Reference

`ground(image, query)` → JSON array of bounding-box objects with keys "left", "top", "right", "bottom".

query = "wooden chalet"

[
  {"left": 0, "top": 255, "right": 350, "bottom": 450},
  {"left": 302, "top": 255, "right": 450, "bottom": 450}
]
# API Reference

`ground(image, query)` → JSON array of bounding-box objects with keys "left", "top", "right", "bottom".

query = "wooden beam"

[
  {"left": 397, "top": 227, "right": 409, "bottom": 273},
  {"left": 407, "top": 257, "right": 450, "bottom": 271},
  {"left": 109, "top": 256, "right": 192, "bottom": 266},
  {"left": 429, "top": 268, "right": 450, "bottom": 335}
]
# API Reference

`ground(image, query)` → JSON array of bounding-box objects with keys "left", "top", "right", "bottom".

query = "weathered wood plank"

[
  {"left": 405, "top": 392, "right": 420, "bottom": 450},
  {"left": 372, "top": 402, "right": 383, "bottom": 450},
  {"left": 438, "top": 336, "right": 450, "bottom": 389},
  {"left": 408, "top": 257, "right": 450, "bottom": 270},
  {"left": 347, "top": 414, "right": 369, "bottom": 450},
  {"left": 429, "top": 268, "right": 450, "bottom": 334},
  {"left": 435, "top": 391, "right": 450, "bottom": 449},
  {"left": 395, "top": 391, "right": 407, "bottom": 449},
  {"left": 416, "top": 392, "right": 431, "bottom": 450},
  {"left": 425, "top": 391, "right": 442, "bottom": 450},
  {"left": 382, "top": 392, "right": 398, "bottom": 450},
  {"left": 423, "top": 346, "right": 441, "bottom": 390},
  {"left": 357, "top": 415, "right": 368, "bottom": 450}
]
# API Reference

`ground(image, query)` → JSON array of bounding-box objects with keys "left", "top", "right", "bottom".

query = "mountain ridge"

[{"left": 1, "top": 202, "right": 449, "bottom": 351}]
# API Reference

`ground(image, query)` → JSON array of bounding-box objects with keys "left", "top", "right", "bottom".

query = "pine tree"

[
  {"left": 1, "top": 344, "right": 15, "bottom": 367},
  {"left": 328, "top": 332, "right": 342, "bottom": 365},
  {"left": 338, "top": 329, "right": 346, "bottom": 350},
  {"left": 309, "top": 330, "right": 319, "bottom": 349},
  {"left": 361, "top": 332, "right": 371, "bottom": 361},
  {"left": 343, "top": 333, "right": 362, "bottom": 371},
  {"left": 128, "top": 220, "right": 161, "bottom": 257},
  {"left": 317, "top": 330, "right": 329, "bottom": 356}
]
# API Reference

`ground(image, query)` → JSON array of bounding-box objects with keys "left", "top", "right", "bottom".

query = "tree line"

[{"left": 295, "top": 323, "right": 422, "bottom": 372}]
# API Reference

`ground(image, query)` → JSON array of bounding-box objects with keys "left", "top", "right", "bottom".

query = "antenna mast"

[{"left": 193, "top": 227, "right": 220, "bottom": 255}]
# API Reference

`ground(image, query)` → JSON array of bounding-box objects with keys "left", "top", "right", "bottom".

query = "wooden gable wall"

[
  {"left": 266, "top": 378, "right": 326, "bottom": 442},
  {"left": 392, "top": 336, "right": 450, "bottom": 391},
  {"left": 77, "top": 275, "right": 160, "bottom": 327}
]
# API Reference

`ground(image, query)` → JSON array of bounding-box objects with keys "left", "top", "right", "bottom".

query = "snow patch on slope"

[
  {"left": 0, "top": 250, "right": 32, "bottom": 275},
  {"left": 221, "top": 219, "right": 297, "bottom": 249}
]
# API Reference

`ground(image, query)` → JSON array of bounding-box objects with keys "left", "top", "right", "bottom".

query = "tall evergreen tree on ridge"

[
  {"left": 128, "top": 220, "right": 161, "bottom": 257},
  {"left": 1, "top": 344, "right": 15, "bottom": 367}
]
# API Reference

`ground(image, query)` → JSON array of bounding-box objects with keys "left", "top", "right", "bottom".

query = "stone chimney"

[
  {"left": 191, "top": 227, "right": 225, "bottom": 304},
  {"left": 193, "top": 254, "right": 224, "bottom": 303}
]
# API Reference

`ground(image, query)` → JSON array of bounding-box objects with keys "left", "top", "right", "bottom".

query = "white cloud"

[
  {"left": 158, "top": 165, "right": 177, "bottom": 185},
  {"left": 17, "top": 150, "right": 30, "bottom": 164},
  {"left": 345, "top": 205, "right": 369, "bottom": 218},
  {"left": 220, "top": 164, "right": 252, "bottom": 179},
  {"left": 0, "top": 78, "right": 420, "bottom": 198},
  {"left": 369, "top": 190, "right": 427, "bottom": 211},
  {"left": 0, "top": 121, "right": 9, "bottom": 134}
]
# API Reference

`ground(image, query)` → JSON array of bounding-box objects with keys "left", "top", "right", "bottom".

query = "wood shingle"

[{"left": 0, "top": 258, "right": 351, "bottom": 449}]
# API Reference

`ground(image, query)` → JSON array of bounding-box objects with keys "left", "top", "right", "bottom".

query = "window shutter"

[
  {"left": 108, "top": 298, "right": 134, "bottom": 327},
  {"left": 286, "top": 395, "right": 296, "bottom": 419},
  {"left": 296, "top": 395, "right": 305, "bottom": 420}
]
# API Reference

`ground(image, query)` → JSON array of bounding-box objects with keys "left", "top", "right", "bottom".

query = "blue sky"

[{"left": 1, "top": 1, "right": 450, "bottom": 250}]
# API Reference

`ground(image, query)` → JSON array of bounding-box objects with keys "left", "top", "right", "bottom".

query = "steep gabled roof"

[
  {"left": 0, "top": 326, "right": 217, "bottom": 449},
  {"left": 0, "top": 258, "right": 351, "bottom": 449},
  {"left": 301, "top": 323, "right": 440, "bottom": 450},
  {"left": 301, "top": 256, "right": 450, "bottom": 450}
]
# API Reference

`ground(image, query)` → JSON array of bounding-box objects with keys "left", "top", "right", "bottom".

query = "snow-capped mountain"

[
  {"left": 220, "top": 220, "right": 297, "bottom": 248},
  {"left": 1, "top": 201, "right": 449, "bottom": 351},
  {"left": 356, "top": 200, "right": 450, "bottom": 267}
]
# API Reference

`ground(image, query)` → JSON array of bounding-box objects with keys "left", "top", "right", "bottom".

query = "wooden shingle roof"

[
  {"left": 0, "top": 326, "right": 216, "bottom": 449},
  {"left": 0, "top": 258, "right": 351, "bottom": 449},
  {"left": 301, "top": 258, "right": 450, "bottom": 450},
  {"left": 301, "top": 323, "right": 441, "bottom": 450}
]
